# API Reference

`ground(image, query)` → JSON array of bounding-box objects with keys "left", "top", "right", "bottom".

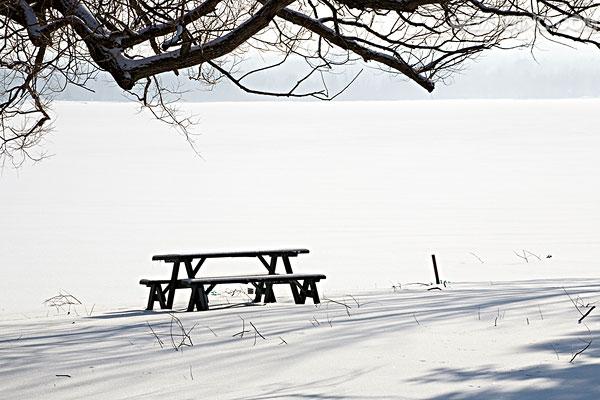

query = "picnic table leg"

[
  {"left": 255, "top": 255, "right": 278, "bottom": 303},
  {"left": 146, "top": 285, "right": 156, "bottom": 310},
  {"left": 283, "top": 256, "right": 301, "bottom": 303},
  {"left": 265, "top": 255, "right": 277, "bottom": 302},
  {"left": 298, "top": 280, "right": 310, "bottom": 304},
  {"left": 187, "top": 284, "right": 209, "bottom": 312},
  {"left": 298, "top": 279, "right": 321, "bottom": 304},
  {"left": 252, "top": 283, "right": 264, "bottom": 303},
  {"left": 264, "top": 283, "right": 276, "bottom": 303},
  {"left": 309, "top": 280, "right": 321, "bottom": 304},
  {"left": 166, "top": 261, "right": 180, "bottom": 309},
  {"left": 146, "top": 283, "right": 167, "bottom": 310}
]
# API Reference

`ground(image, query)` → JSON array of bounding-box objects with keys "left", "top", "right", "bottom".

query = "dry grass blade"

[{"left": 147, "top": 321, "right": 164, "bottom": 349}]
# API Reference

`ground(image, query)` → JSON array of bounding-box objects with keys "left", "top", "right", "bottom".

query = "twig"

[
  {"left": 523, "top": 250, "right": 541, "bottom": 261},
  {"left": 168, "top": 313, "right": 196, "bottom": 350},
  {"left": 347, "top": 294, "right": 360, "bottom": 308},
  {"left": 578, "top": 306, "right": 596, "bottom": 324},
  {"left": 563, "top": 287, "right": 585, "bottom": 317},
  {"left": 468, "top": 252, "right": 484, "bottom": 263},
  {"left": 206, "top": 326, "right": 218, "bottom": 337},
  {"left": 570, "top": 339, "right": 592, "bottom": 363},
  {"left": 279, "top": 336, "right": 288, "bottom": 345},
  {"left": 169, "top": 316, "right": 177, "bottom": 350},
  {"left": 327, "top": 314, "right": 334, "bottom": 327},
  {"left": 249, "top": 321, "right": 267, "bottom": 346},
  {"left": 249, "top": 321, "right": 266, "bottom": 340},
  {"left": 147, "top": 322, "right": 164, "bottom": 349},
  {"left": 551, "top": 344, "right": 560, "bottom": 360},
  {"left": 323, "top": 297, "right": 351, "bottom": 317},
  {"left": 233, "top": 316, "right": 250, "bottom": 338},
  {"left": 43, "top": 291, "right": 82, "bottom": 314},
  {"left": 413, "top": 313, "right": 421, "bottom": 326},
  {"left": 514, "top": 250, "right": 529, "bottom": 263},
  {"left": 55, "top": 374, "right": 71, "bottom": 378}
]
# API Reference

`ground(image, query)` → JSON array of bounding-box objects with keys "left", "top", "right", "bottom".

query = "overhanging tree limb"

[{"left": 2, "top": 0, "right": 600, "bottom": 165}]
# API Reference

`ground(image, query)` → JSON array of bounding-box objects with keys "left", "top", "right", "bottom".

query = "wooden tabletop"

[{"left": 152, "top": 248, "right": 309, "bottom": 262}]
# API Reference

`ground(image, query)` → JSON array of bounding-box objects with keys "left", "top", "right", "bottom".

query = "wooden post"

[{"left": 431, "top": 254, "right": 441, "bottom": 285}]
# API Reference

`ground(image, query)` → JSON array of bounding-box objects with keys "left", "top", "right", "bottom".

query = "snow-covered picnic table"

[{"left": 140, "top": 248, "right": 325, "bottom": 311}]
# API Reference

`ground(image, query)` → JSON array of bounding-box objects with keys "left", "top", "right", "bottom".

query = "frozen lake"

[{"left": 1, "top": 99, "right": 599, "bottom": 312}]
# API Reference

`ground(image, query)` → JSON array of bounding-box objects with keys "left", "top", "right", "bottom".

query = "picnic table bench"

[{"left": 140, "top": 248, "right": 326, "bottom": 311}]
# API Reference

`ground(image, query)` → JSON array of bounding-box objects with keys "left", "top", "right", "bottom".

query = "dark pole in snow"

[{"left": 431, "top": 254, "right": 440, "bottom": 285}]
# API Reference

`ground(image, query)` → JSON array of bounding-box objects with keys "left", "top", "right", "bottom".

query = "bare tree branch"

[{"left": 3, "top": 0, "right": 600, "bottom": 164}]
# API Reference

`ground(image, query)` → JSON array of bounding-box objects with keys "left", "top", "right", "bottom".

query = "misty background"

[{"left": 59, "top": 42, "right": 600, "bottom": 102}]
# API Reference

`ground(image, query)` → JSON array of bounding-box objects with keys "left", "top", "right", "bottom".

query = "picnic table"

[{"left": 140, "top": 248, "right": 325, "bottom": 311}]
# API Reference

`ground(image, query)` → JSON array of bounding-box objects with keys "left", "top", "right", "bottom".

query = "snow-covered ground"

[{"left": 1, "top": 280, "right": 599, "bottom": 399}]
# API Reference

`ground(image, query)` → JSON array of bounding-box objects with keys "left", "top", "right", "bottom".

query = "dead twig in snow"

[
  {"left": 147, "top": 322, "right": 164, "bottom": 349},
  {"left": 578, "top": 306, "right": 596, "bottom": 324},
  {"left": 468, "top": 252, "right": 485, "bottom": 263},
  {"left": 563, "top": 287, "right": 585, "bottom": 317},
  {"left": 249, "top": 321, "right": 267, "bottom": 346},
  {"left": 168, "top": 313, "right": 197, "bottom": 351},
  {"left": 514, "top": 250, "right": 529, "bottom": 263},
  {"left": 43, "top": 291, "right": 82, "bottom": 314},
  {"left": 551, "top": 344, "right": 560, "bottom": 360},
  {"left": 83, "top": 303, "right": 95, "bottom": 317},
  {"left": 279, "top": 337, "right": 288, "bottom": 345},
  {"left": 413, "top": 313, "right": 421, "bottom": 326},
  {"left": 563, "top": 289, "right": 594, "bottom": 363},
  {"left": 323, "top": 297, "right": 351, "bottom": 317},
  {"left": 233, "top": 316, "right": 250, "bottom": 338},
  {"left": 523, "top": 250, "right": 541, "bottom": 261},
  {"left": 575, "top": 295, "right": 596, "bottom": 309},
  {"left": 206, "top": 326, "right": 218, "bottom": 337},
  {"left": 570, "top": 338, "right": 593, "bottom": 363},
  {"left": 347, "top": 294, "right": 361, "bottom": 308},
  {"left": 513, "top": 249, "right": 542, "bottom": 263}
]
